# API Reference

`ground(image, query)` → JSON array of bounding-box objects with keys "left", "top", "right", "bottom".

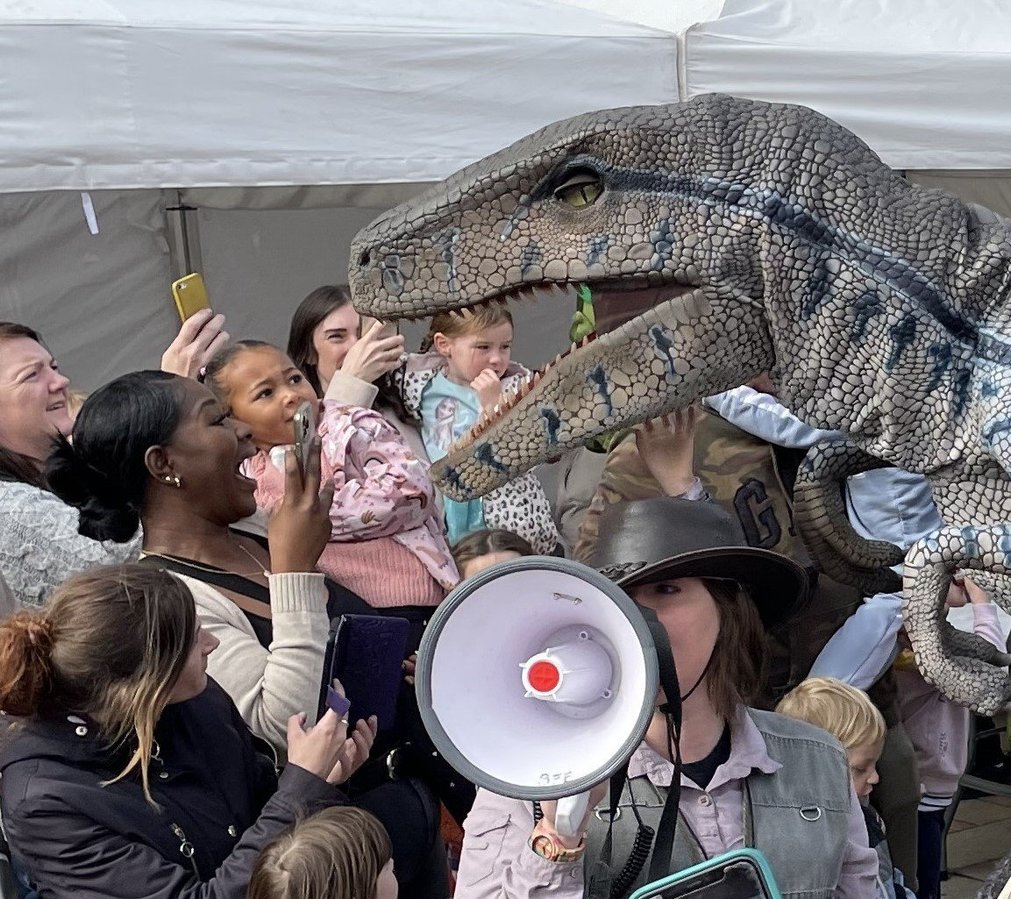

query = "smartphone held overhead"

[{"left": 170, "top": 272, "right": 212, "bottom": 322}]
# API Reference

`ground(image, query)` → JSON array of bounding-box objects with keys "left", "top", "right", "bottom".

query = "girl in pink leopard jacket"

[{"left": 205, "top": 340, "right": 458, "bottom": 609}]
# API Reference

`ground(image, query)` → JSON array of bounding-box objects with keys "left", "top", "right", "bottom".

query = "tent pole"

[{"left": 165, "top": 189, "right": 203, "bottom": 278}]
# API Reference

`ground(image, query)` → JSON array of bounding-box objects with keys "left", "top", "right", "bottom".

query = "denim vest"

[{"left": 584, "top": 710, "right": 853, "bottom": 899}]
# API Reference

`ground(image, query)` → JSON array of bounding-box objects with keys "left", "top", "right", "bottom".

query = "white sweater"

[{"left": 169, "top": 570, "right": 330, "bottom": 757}]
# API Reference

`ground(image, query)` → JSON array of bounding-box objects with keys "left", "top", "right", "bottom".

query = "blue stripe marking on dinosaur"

[
  {"left": 982, "top": 417, "right": 1011, "bottom": 449},
  {"left": 474, "top": 442, "right": 509, "bottom": 473},
  {"left": 586, "top": 235, "right": 610, "bottom": 266},
  {"left": 961, "top": 526, "right": 981, "bottom": 560},
  {"left": 540, "top": 407, "right": 561, "bottom": 446},
  {"left": 927, "top": 343, "right": 952, "bottom": 391},
  {"left": 886, "top": 316, "right": 917, "bottom": 371},
  {"left": 649, "top": 326, "right": 677, "bottom": 376},
  {"left": 586, "top": 365, "right": 613, "bottom": 416},
  {"left": 978, "top": 329, "right": 1011, "bottom": 365},
  {"left": 851, "top": 288, "right": 885, "bottom": 343},
  {"left": 595, "top": 168, "right": 978, "bottom": 345}
]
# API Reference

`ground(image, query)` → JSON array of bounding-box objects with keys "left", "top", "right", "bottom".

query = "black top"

[
  {"left": 682, "top": 724, "right": 732, "bottom": 789},
  {"left": 0, "top": 680, "right": 339, "bottom": 898},
  {"left": 139, "top": 532, "right": 371, "bottom": 649}
]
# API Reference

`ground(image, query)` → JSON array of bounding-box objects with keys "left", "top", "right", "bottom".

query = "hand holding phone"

[
  {"left": 292, "top": 400, "right": 319, "bottom": 481},
  {"left": 267, "top": 433, "right": 334, "bottom": 576},
  {"left": 160, "top": 306, "right": 229, "bottom": 380},
  {"left": 171, "top": 273, "right": 212, "bottom": 322}
]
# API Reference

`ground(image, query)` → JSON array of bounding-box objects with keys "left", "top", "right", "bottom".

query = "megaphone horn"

[{"left": 416, "top": 557, "right": 659, "bottom": 809}]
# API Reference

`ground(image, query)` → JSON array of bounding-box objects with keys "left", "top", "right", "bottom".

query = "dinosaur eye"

[{"left": 554, "top": 169, "right": 603, "bottom": 208}]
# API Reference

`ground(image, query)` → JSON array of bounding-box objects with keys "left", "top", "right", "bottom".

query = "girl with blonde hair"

[
  {"left": 396, "top": 306, "right": 560, "bottom": 554},
  {"left": 248, "top": 806, "right": 397, "bottom": 899}
]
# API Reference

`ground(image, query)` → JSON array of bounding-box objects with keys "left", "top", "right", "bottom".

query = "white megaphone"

[{"left": 416, "top": 557, "right": 659, "bottom": 836}]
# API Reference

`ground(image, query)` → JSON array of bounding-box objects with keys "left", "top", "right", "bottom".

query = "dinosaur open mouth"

[{"left": 437, "top": 278, "right": 698, "bottom": 448}]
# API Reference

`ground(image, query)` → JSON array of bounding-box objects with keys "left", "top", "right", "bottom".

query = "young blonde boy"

[{"left": 778, "top": 676, "right": 912, "bottom": 899}]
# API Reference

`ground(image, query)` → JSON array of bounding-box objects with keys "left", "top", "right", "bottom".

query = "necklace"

[{"left": 143, "top": 541, "right": 271, "bottom": 580}]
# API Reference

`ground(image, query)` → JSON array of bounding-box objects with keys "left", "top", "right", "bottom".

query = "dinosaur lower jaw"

[{"left": 440, "top": 279, "right": 699, "bottom": 452}]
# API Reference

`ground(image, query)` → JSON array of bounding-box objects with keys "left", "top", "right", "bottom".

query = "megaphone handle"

[{"left": 554, "top": 791, "right": 591, "bottom": 838}]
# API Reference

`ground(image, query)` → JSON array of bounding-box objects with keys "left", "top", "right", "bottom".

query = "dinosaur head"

[{"left": 349, "top": 93, "right": 971, "bottom": 498}]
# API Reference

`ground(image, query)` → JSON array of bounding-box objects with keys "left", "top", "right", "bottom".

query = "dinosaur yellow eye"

[{"left": 554, "top": 171, "right": 603, "bottom": 208}]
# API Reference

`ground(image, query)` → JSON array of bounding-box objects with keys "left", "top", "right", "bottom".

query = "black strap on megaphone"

[{"left": 587, "top": 608, "right": 683, "bottom": 898}]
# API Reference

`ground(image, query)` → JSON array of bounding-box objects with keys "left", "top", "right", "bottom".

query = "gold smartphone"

[{"left": 171, "top": 273, "right": 211, "bottom": 322}]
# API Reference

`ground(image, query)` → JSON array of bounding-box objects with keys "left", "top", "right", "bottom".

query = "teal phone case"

[{"left": 628, "top": 848, "right": 782, "bottom": 899}]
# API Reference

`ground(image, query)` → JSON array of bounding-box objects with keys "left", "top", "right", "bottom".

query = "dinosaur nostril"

[{"left": 358, "top": 249, "right": 371, "bottom": 267}]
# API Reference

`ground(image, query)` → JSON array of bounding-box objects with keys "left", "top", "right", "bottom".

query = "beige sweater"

[{"left": 171, "top": 570, "right": 329, "bottom": 756}]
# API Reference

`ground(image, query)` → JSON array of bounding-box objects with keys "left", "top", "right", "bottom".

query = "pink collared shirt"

[{"left": 455, "top": 708, "right": 877, "bottom": 898}]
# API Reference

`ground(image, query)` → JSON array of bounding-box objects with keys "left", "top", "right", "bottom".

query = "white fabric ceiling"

[
  {"left": 0, "top": 0, "right": 677, "bottom": 194},
  {"left": 683, "top": 0, "right": 1011, "bottom": 169}
]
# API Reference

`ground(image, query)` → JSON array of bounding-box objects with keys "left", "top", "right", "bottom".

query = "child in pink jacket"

[{"left": 205, "top": 340, "right": 458, "bottom": 608}]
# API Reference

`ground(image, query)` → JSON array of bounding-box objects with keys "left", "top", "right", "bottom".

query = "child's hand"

[
  {"left": 635, "top": 408, "right": 699, "bottom": 497},
  {"left": 945, "top": 578, "right": 969, "bottom": 609},
  {"left": 341, "top": 320, "right": 405, "bottom": 384},
  {"left": 471, "top": 369, "right": 503, "bottom": 412},
  {"left": 962, "top": 576, "right": 992, "bottom": 605}
]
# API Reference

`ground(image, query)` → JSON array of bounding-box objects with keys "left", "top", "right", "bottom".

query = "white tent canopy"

[
  {"left": 683, "top": 0, "right": 1011, "bottom": 170},
  {"left": 0, "top": 0, "right": 677, "bottom": 194}
]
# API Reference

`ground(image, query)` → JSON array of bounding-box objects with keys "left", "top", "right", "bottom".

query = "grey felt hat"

[{"left": 589, "top": 497, "right": 808, "bottom": 627}]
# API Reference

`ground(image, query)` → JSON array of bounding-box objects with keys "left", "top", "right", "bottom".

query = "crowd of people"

[{"left": 0, "top": 279, "right": 1005, "bottom": 899}]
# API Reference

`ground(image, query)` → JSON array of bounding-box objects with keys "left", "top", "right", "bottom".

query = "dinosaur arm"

[
  {"left": 794, "top": 438, "right": 904, "bottom": 595},
  {"left": 902, "top": 525, "right": 1011, "bottom": 715}
]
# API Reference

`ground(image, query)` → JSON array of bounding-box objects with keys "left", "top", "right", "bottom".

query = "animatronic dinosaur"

[{"left": 349, "top": 94, "right": 1011, "bottom": 714}]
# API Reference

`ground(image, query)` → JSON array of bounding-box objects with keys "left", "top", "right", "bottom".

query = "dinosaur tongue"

[{"left": 588, "top": 283, "right": 696, "bottom": 336}]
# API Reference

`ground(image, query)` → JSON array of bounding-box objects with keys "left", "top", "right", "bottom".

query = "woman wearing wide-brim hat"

[{"left": 455, "top": 497, "right": 879, "bottom": 899}]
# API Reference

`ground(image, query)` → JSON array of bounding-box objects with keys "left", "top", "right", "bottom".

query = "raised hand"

[
  {"left": 161, "top": 308, "right": 229, "bottom": 379},
  {"left": 635, "top": 407, "right": 700, "bottom": 497},
  {"left": 341, "top": 321, "right": 405, "bottom": 384},
  {"left": 327, "top": 716, "right": 378, "bottom": 784},
  {"left": 471, "top": 368, "right": 503, "bottom": 413},
  {"left": 267, "top": 436, "right": 335, "bottom": 574},
  {"left": 285, "top": 709, "right": 347, "bottom": 781}
]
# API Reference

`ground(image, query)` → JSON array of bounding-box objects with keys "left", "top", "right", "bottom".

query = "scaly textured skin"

[{"left": 349, "top": 94, "right": 1011, "bottom": 711}]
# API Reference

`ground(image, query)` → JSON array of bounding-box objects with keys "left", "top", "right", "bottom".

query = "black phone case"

[{"left": 317, "top": 614, "right": 411, "bottom": 733}]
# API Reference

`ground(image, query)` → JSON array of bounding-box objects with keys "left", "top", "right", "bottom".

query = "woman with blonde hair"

[
  {"left": 0, "top": 563, "right": 373, "bottom": 898},
  {"left": 248, "top": 806, "right": 397, "bottom": 899}
]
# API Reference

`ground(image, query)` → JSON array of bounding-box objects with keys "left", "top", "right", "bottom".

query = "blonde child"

[
  {"left": 248, "top": 806, "right": 397, "bottom": 899},
  {"left": 777, "top": 676, "right": 913, "bottom": 899},
  {"left": 395, "top": 306, "right": 561, "bottom": 554},
  {"left": 452, "top": 528, "right": 534, "bottom": 580},
  {"left": 205, "top": 340, "right": 459, "bottom": 610}
]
